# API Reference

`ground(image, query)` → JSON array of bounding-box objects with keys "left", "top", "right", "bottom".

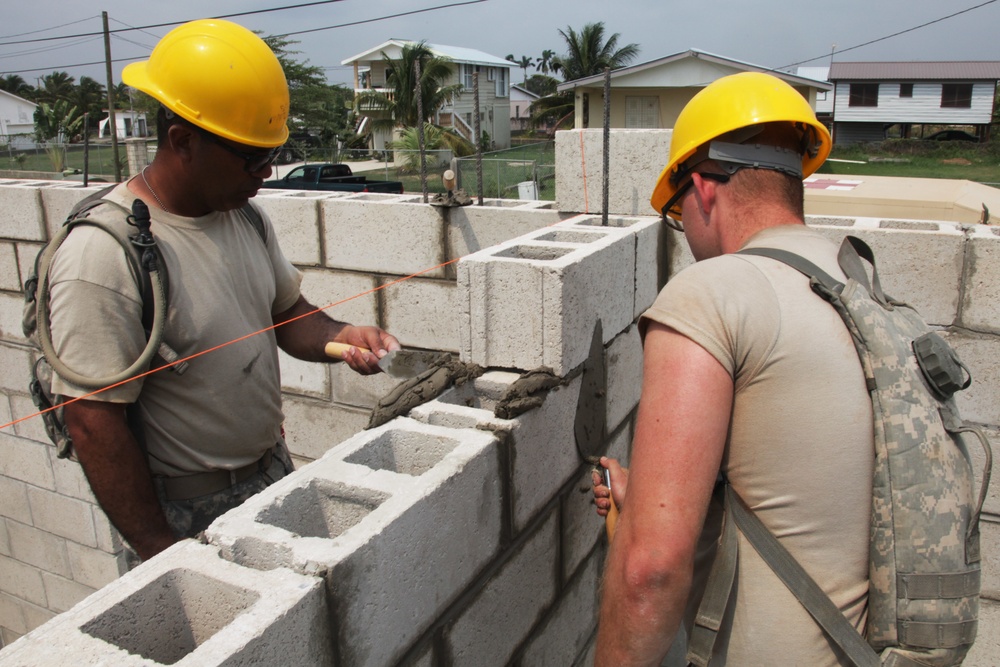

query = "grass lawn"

[{"left": 820, "top": 140, "right": 1000, "bottom": 186}]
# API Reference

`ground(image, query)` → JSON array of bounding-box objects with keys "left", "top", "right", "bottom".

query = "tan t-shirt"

[
  {"left": 641, "top": 225, "right": 874, "bottom": 666},
  {"left": 48, "top": 183, "right": 302, "bottom": 476}
]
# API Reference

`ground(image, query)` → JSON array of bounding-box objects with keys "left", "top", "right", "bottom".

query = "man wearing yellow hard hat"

[
  {"left": 46, "top": 19, "right": 399, "bottom": 560},
  {"left": 592, "top": 72, "right": 874, "bottom": 664}
]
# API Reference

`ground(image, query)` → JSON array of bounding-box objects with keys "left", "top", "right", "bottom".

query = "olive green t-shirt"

[
  {"left": 49, "top": 183, "right": 302, "bottom": 476},
  {"left": 642, "top": 224, "right": 874, "bottom": 666}
]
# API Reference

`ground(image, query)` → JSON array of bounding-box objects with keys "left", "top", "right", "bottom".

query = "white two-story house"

[
  {"left": 828, "top": 61, "right": 1000, "bottom": 144},
  {"left": 342, "top": 39, "right": 514, "bottom": 151}
]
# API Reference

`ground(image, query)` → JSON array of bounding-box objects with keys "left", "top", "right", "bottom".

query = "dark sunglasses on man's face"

[
  {"left": 660, "top": 171, "right": 732, "bottom": 232},
  {"left": 196, "top": 127, "right": 282, "bottom": 173}
]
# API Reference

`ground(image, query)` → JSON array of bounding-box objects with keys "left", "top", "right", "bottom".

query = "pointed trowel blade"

[{"left": 377, "top": 349, "right": 439, "bottom": 379}]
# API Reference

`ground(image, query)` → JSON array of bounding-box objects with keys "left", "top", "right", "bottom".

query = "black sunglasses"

[
  {"left": 660, "top": 172, "right": 731, "bottom": 232},
  {"left": 195, "top": 127, "right": 282, "bottom": 173}
]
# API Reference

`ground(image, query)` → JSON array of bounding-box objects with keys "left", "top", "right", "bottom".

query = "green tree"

[
  {"left": 36, "top": 71, "right": 76, "bottom": 104},
  {"left": 525, "top": 74, "right": 559, "bottom": 97},
  {"left": 34, "top": 99, "right": 84, "bottom": 171},
  {"left": 536, "top": 50, "right": 556, "bottom": 76},
  {"left": 532, "top": 22, "right": 639, "bottom": 132},
  {"left": 0, "top": 74, "right": 33, "bottom": 99},
  {"left": 389, "top": 122, "right": 473, "bottom": 172},
  {"left": 262, "top": 34, "right": 350, "bottom": 137},
  {"left": 505, "top": 54, "right": 534, "bottom": 85},
  {"left": 72, "top": 76, "right": 106, "bottom": 132}
]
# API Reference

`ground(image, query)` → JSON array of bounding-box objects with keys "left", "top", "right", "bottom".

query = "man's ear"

[
  {"left": 166, "top": 123, "right": 197, "bottom": 161},
  {"left": 690, "top": 172, "right": 719, "bottom": 217}
]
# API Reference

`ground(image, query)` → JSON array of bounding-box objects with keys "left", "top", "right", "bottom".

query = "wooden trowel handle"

[{"left": 324, "top": 341, "right": 370, "bottom": 359}]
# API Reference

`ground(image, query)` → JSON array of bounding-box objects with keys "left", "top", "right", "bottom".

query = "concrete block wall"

[
  {"left": 0, "top": 176, "right": 998, "bottom": 665},
  {"left": 0, "top": 178, "right": 563, "bottom": 644}
]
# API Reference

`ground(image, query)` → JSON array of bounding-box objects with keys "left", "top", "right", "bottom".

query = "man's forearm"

[
  {"left": 65, "top": 401, "right": 177, "bottom": 560},
  {"left": 273, "top": 296, "right": 348, "bottom": 362}
]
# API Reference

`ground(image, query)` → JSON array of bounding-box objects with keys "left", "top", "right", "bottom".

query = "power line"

[
  {"left": 778, "top": 0, "right": 998, "bottom": 69},
  {"left": 0, "top": 0, "right": 489, "bottom": 78}
]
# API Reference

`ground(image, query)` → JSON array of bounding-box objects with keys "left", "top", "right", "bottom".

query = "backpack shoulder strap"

[{"left": 238, "top": 201, "right": 267, "bottom": 244}]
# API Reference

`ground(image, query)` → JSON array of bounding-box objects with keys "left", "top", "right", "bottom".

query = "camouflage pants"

[{"left": 154, "top": 441, "right": 293, "bottom": 539}]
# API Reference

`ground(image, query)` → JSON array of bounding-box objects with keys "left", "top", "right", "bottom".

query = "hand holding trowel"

[{"left": 324, "top": 342, "right": 436, "bottom": 379}]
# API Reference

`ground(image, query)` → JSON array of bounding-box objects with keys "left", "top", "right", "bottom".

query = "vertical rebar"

[
  {"left": 474, "top": 72, "right": 483, "bottom": 206},
  {"left": 602, "top": 67, "right": 610, "bottom": 226},
  {"left": 415, "top": 59, "right": 428, "bottom": 203},
  {"left": 83, "top": 113, "right": 90, "bottom": 187}
]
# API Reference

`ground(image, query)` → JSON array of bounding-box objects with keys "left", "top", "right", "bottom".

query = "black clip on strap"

[{"left": 128, "top": 199, "right": 158, "bottom": 272}]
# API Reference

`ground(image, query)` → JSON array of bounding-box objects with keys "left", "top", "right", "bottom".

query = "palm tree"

[
  {"left": 72, "top": 76, "right": 106, "bottom": 129},
  {"left": 0, "top": 74, "right": 33, "bottom": 99},
  {"left": 37, "top": 71, "right": 76, "bottom": 104},
  {"left": 536, "top": 50, "right": 556, "bottom": 76},
  {"left": 550, "top": 23, "right": 639, "bottom": 82},
  {"left": 505, "top": 54, "right": 534, "bottom": 85},
  {"left": 357, "top": 41, "right": 471, "bottom": 154},
  {"left": 532, "top": 22, "right": 639, "bottom": 133}
]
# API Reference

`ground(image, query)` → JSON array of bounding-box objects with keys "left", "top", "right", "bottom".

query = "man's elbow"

[{"left": 617, "top": 543, "right": 693, "bottom": 598}]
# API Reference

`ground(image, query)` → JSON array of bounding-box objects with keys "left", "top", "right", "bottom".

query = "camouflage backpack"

[{"left": 686, "top": 236, "right": 992, "bottom": 667}]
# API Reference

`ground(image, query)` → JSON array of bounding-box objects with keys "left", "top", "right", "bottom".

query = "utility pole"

[{"left": 103, "top": 11, "right": 122, "bottom": 182}]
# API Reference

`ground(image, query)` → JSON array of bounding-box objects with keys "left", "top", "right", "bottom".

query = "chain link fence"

[
  {"left": 1, "top": 134, "right": 126, "bottom": 181},
  {"left": 454, "top": 141, "right": 555, "bottom": 201}
]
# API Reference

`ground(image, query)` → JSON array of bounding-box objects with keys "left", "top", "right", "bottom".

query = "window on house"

[
  {"left": 487, "top": 67, "right": 496, "bottom": 81},
  {"left": 817, "top": 91, "right": 827, "bottom": 102},
  {"left": 495, "top": 68, "right": 508, "bottom": 97},
  {"left": 849, "top": 83, "right": 879, "bottom": 107},
  {"left": 463, "top": 64, "right": 474, "bottom": 89},
  {"left": 941, "top": 83, "right": 973, "bottom": 108},
  {"left": 625, "top": 96, "right": 660, "bottom": 128},
  {"left": 899, "top": 83, "right": 913, "bottom": 98}
]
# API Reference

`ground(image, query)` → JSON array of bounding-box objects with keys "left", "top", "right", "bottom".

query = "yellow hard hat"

[
  {"left": 123, "top": 19, "right": 289, "bottom": 147},
  {"left": 650, "top": 71, "right": 831, "bottom": 216}
]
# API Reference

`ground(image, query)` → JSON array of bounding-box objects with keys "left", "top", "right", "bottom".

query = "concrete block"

[
  {"left": 0, "top": 556, "right": 45, "bottom": 607},
  {"left": 556, "top": 214, "right": 665, "bottom": 320},
  {"left": 0, "top": 592, "right": 26, "bottom": 636},
  {"left": 963, "top": 225, "right": 1000, "bottom": 334},
  {"left": 329, "top": 360, "right": 404, "bottom": 410},
  {"left": 26, "top": 487, "right": 96, "bottom": 547},
  {"left": 323, "top": 199, "right": 447, "bottom": 278},
  {"left": 0, "top": 343, "right": 32, "bottom": 395},
  {"left": 808, "top": 220, "right": 965, "bottom": 326},
  {"left": 9, "top": 393, "right": 51, "bottom": 446},
  {"left": 561, "top": 465, "right": 604, "bottom": 585},
  {"left": 0, "top": 184, "right": 45, "bottom": 242},
  {"left": 0, "top": 293, "right": 26, "bottom": 348},
  {"left": 0, "top": 244, "right": 18, "bottom": 292},
  {"left": 0, "top": 433, "right": 54, "bottom": 490},
  {"left": 14, "top": 242, "right": 42, "bottom": 295},
  {"left": 297, "top": 268, "right": 379, "bottom": 332},
  {"left": 383, "top": 277, "right": 461, "bottom": 351},
  {"left": 65, "top": 542, "right": 123, "bottom": 590},
  {"left": 0, "top": 540, "right": 332, "bottom": 667},
  {"left": 0, "top": 627, "right": 23, "bottom": 650},
  {"left": 520, "top": 549, "right": 601, "bottom": 667},
  {"left": 207, "top": 418, "right": 501, "bottom": 667},
  {"left": 947, "top": 332, "right": 1000, "bottom": 426},
  {"left": 48, "top": 447, "right": 97, "bottom": 503},
  {"left": 445, "top": 205, "right": 563, "bottom": 259},
  {"left": 91, "top": 510, "right": 123, "bottom": 556},
  {"left": 964, "top": 595, "right": 1000, "bottom": 667},
  {"left": 41, "top": 572, "right": 96, "bottom": 614},
  {"left": 280, "top": 397, "right": 371, "bottom": 462},
  {"left": 7, "top": 521, "right": 71, "bottom": 578},
  {"left": 0, "top": 520, "right": 8, "bottom": 557},
  {"left": 605, "top": 325, "right": 643, "bottom": 436},
  {"left": 0, "top": 477, "right": 31, "bottom": 525},
  {"left": 279, "top": 350, "right": 331, "bottom": 400},
  {"left": 555, "top": 129, "right": 672, "bottom": 217},
  {"left": 410, "top": 372, "right": 582, "bottom": 533},
  {"left": 18, "top": 601, "right": 53, "bottom": 635},
  {"left": 0, "top": 396, "right": 10, "bottom": 438},
  {"left": 980, "top": 517, "right": 998, "bottom": 599},
  {"left": 37, "top": 183, "right": 105, "bottom": 240},
  {"left": 969, "top": 427, "right": 999, "bottom": 521},
  {"left": 458, "top": 225, "right": 636, "bottom": 375},
  {"left": 251, "top": 195, "right": 322, "bottom": 266},
  {"left": 446, "top": 511, "right": 559, "bottom": 665}
]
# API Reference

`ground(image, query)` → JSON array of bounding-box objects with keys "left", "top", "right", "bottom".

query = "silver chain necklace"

[{"left": 140, "top": 167, "right": 169, "bottom": 214}]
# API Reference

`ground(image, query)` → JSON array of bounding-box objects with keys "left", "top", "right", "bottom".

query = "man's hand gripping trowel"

[{"left": 324, "top": 342, "right": 434, "bottom": 379}]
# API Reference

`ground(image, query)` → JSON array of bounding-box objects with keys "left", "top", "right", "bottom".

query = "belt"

[{"left": 160, "top": 449, "right": 273, "bottom": 501}]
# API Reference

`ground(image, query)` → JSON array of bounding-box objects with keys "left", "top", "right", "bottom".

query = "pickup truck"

[{"left": 263, "top": 163, "right": 404, "bottom": 194}]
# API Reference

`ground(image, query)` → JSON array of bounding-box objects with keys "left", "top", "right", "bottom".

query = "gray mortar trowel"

[
  {"left": 324, "top": 342, "right": 435, "bottom": 379},
  {"left": 575, "top": 319, "right": 618, "bottom": 541}
]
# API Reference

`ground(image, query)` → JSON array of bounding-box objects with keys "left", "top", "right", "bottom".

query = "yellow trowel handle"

[
  {"left": 604, "top": 467, "right": 619, "bottom": 542},
  {"left": 324, "top": 341, "right": 370, "bottom": 359}
]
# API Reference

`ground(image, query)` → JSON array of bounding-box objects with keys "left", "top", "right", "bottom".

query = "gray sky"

[{"left": 2, "top": 0, "right": 999, "bottom": 89}]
